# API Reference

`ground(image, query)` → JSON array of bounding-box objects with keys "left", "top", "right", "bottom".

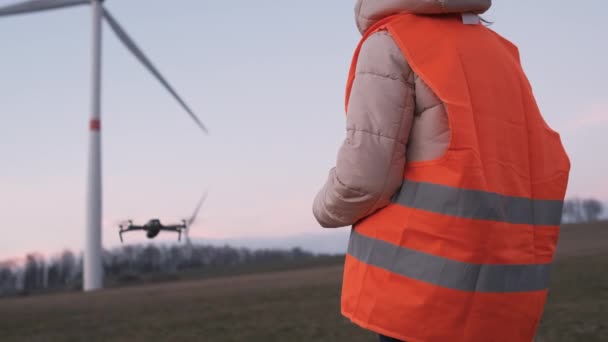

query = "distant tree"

[
  {"left": 570, "top": 198, "right": 585, "bottom": 223},
  {"left": 1, "top": 239, "right": 331, "bottom": 298},
  {"left": 562, "top": 200, "right": 576, "bottom": 223},
  {"left": 0, "top": 265, "right": 16, "bottom": 296},
  {"left": 139, "top": 245, "right": 162, "bottom": 273},
  {"left": 290, "top": 247, "right": 313, "bottom": 260},
  {"left": 41, "top": 260, "right": 49, "bottom": 290},
  {"left": 562, "top": 198, "right": 605, "bottom": 223},
  {"left": 23, "top": 254, "right": 43, "bottom": 292},
  {"left": 46, "top": 258, "right": 61, "bottom": 289},
  {"left": 59, "top": 250, "right": 77, "bottom": 286},
  {"left": 582, "top": 199, "right": 604, "bottom": 222}
]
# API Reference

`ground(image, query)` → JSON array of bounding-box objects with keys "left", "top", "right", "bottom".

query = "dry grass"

[
  {"left": 555, "top": 221, "right": 608, "bottom": 258},
  {"left": 0, "top": 266, "right": 375, "bottom": 342},
  {"left": 0, "top": 222, "right": 606, "bottom": 341}
]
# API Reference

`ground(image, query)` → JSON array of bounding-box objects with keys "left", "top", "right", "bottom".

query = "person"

[{"left": 313, "top": 1, "right": 571, "bottom": 341}]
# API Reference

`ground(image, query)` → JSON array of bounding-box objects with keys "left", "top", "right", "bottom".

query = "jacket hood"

[{"left": 355, "top": 0, "right": 492, "bottom": 34}]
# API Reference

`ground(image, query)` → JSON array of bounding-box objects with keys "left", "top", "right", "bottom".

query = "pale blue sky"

[{"left": 1, "top": 1, "right": 606, "bottom": 259}]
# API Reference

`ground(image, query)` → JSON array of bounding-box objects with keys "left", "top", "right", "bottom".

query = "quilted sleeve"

[{"left": 313, "top": 30, "right": 415, "bottom": 228}]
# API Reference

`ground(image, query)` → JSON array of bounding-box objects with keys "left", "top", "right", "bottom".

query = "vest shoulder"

[
  {"left": 383, "top": 14, "right": 522, "bottom": 64},
  {"left": 487, "top": 30, "right": 522, "bottom": 64}
]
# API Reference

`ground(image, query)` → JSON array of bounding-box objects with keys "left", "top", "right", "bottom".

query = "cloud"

[{"left": 559, "top": 102, "right": 608, "bottom": 133}]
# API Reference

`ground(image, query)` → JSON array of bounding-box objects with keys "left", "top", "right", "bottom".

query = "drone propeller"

[{"left": 116, "top": 219, "right": 133, "bottom": 228}]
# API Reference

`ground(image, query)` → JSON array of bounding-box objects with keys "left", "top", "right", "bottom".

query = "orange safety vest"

[{"left": 342, "top": 14, "right": 570, "bottom": 342}]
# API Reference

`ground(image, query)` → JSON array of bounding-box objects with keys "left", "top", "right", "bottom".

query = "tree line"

[
  {"left": 561, "top": 198, "right": 605, "bottom": 223},
  {"left": 1, "top": 198, "right": 604, "bottom": 298},
  {"left": 0, "top": 244, "right": 323, "bottom": 298}
]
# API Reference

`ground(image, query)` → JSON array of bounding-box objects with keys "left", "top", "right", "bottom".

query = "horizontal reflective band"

[
  {"left": 393, "top": 180, "right": 563, "bottom": 226},
  {"left": 348, "top": 230, "right": 551, "bottom": 293}
]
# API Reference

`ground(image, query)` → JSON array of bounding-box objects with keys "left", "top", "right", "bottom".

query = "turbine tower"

[{"left": 0, "top": 0, "right": 208, "bottom": 292}]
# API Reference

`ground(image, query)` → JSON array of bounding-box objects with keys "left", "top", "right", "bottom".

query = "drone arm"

[
  {"left": 163, "top": 225, "right": 185, "bottom": 231},
  {"left": 118, "top": 225, "right": 145, "bottom": 243}
]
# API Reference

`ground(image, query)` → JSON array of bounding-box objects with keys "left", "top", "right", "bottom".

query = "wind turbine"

[
  {"left": 0, "top": 0, "right": 208, "bottom": 292},
  {"left": 185, "top": 192, "right": 207, "bottom": 249}
]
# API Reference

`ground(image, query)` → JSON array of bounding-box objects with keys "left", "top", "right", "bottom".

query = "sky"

[{"left": 0, "top": 0, "right": 607, "bottom": 260}]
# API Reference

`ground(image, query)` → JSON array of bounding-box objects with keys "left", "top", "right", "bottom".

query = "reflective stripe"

[
  {"left": 348, "top": 230, "right": 551, "bottom": 293},
  {"left": 392, "top": 180, "right": 563, "bottom": 226}
]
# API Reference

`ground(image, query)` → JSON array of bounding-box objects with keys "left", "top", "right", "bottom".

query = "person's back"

[{"left": 313, "top": 1, "right": 570, "bottom": 341}]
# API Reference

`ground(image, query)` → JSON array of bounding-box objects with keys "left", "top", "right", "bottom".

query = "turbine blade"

[
  {"left": 188, "top": 191, "right": 207, "bottom": 226},
  {"left": 102, "top": 9, "right": 208, "bottom": 134},
  {"left": 0, "top": 0, "right": 88, "bottom": 17}
]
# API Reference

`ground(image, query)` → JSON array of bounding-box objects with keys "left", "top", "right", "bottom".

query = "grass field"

[{"left": 0, "top": 222, "right": 606, "bottom": 342}]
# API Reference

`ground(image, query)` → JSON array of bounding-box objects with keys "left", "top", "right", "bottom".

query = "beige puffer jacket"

[{"left": 313, "top": 0, "right": 492, "bottom": 228}]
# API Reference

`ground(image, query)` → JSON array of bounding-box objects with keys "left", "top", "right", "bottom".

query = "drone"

[{"left": 118, "top": 192, "right": 207, "bottom": 243}]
